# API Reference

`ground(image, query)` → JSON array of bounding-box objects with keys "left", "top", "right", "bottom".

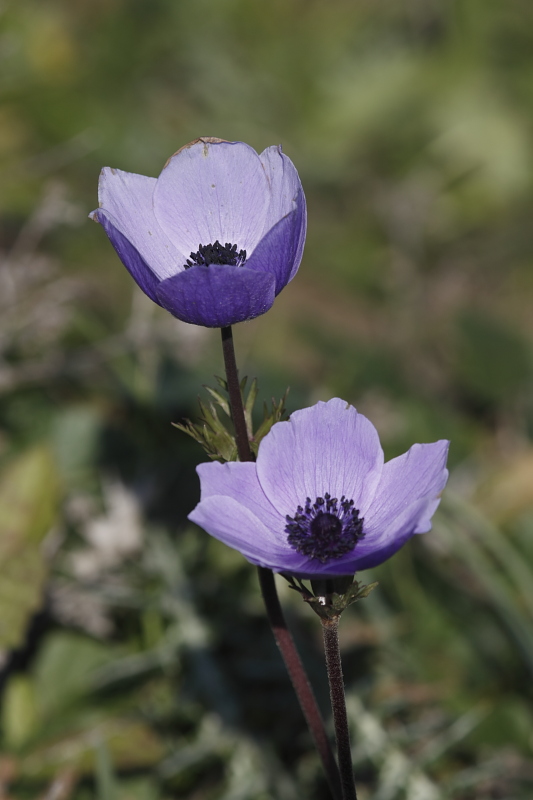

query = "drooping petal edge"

[{"left": 363, "top": 440, "right": 449, "bottom": 535}]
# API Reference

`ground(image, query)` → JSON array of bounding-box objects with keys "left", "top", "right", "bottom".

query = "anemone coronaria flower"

[
  {"left": 189, "top": 399, "right": 449, "bottom": 577},
  {"left": 90, "top": 138, "right": 306, "bottom": 328}
]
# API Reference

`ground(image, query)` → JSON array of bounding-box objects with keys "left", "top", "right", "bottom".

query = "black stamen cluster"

[
  {"left": 285, "top": 493, "right": 365, "bottom": 564},
  {"left": 185, "top": 240, "right": 247, "bottom": 269}
]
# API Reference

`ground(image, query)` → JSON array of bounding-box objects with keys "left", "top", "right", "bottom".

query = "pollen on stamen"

[
  {"left": 285, "top": 493, "right": 364, "bottom": 564},
  {"left": 185, "top": 240, "right": 247, "bottom": 269}
]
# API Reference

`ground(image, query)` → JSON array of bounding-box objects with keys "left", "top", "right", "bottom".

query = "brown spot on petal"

[{"left": 164, "top": 137, "right": 231, "bottom": 167}]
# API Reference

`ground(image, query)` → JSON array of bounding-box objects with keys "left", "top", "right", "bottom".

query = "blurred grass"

[{"left": 1, "top": 0, "right": 533, "bottom": 797}]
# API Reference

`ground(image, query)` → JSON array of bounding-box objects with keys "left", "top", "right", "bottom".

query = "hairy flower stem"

[
  {"left": 220, "top": 325, "right": 342, "bottom": 800},
  {"left": 258, "top": 568, "right": 342, "bottom": 800},
  {"left": 321, "top": 617, "right": 357, "bottom": 800}
]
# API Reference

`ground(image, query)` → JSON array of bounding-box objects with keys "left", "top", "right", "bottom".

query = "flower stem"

[
  {"left": 221, "top": 326, "right": 251, "bottom": 463},
  {"left": 258, "top": 567, "right": 342, "bottom": 800},
  {"left": 321, "top": 617, "right": 357, "bottom": 800},
  {"left": 220, "top": 325, "right": 342, "bottom": 800}
]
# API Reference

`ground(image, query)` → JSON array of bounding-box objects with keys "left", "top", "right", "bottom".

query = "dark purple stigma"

[
  {"left": 185, "top": 240, "right": 247, "bottom": 269},
  {"left": 285, "top": 493, "right": 364, "bottom": 564}
]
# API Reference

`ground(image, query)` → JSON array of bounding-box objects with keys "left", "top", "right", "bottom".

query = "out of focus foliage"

[{"left": 1, "top": 0, "right": 533, "bottom": 797}]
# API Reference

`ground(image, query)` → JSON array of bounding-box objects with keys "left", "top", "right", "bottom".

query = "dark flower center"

[
  {"left": 185, "top": 240, "right": 247, "bottom": 269},
  {"left": 285, "top": 493, "right": 365, "bottom": 564}
]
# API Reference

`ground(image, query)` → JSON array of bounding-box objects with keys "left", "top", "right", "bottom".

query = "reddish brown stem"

[{"left": 258, "top": 567, "right": 343, "bottom": 800}]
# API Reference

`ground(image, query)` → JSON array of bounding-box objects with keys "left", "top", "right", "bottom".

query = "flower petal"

[
  {"left": 95, "top": 168, "right": 185, "bottom": 279},
  {"left": 259, "top": 145, "right": 306, "bottom": 263},
  {"left": 244, "top": 192, "right": 306, "bottom": 293},
  {"left": 190, "top": 461, "right": 326, "bottom": 573},
  {"left": 189, "top": 496, "right": 292, "bottom": 567},
  {"left": 414, "top": 497, "right": 442, "bottom": 534},
  {"left": 92, "top": 210, "right": 162, "bottom": 304},
  {"left": 346, "top": 495, "right": 439, "bottom": 572},
  {"left": 194, "top": 461, "right": 285, "bottom": 533},
  {"left": 288, "top": 188, "right": 306, "bottom": 283},
  {"left": 153, "top": 140, "right": 270, "bottom": 256},
  {"left": 257, "top": 398, "right": 384, "bottom": 520},
  {"left": 259, "top": 146, "right": 307, "bottom": 280},
  {"left": 363, "top": 440, "right": 449, "bottom": 536},
  {"left": 155, "top": 264, "right": 276, "bottom": 327}
]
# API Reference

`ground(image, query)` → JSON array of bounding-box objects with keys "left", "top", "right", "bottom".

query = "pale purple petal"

[
  {"left": 259, "top": 147, "right": 307, "bottom": 283},
  {"left": 190, "top": 398, "right": 449, "bottom": 577},
  {"left": 260, "top": 147, "right": 298, "bottom": 220},
  {"left": 92, "top": 211, "right": 161, "bottom": 304},
  {"left": 363, "top": 441, "right": 449, "bottom": 535},
  {"left": 190, "top": 461, "right": 333, "bottom": 573},
  {"left": 155, "top": 264, "right": 276, "bottom": 328},
  {"left": 288, "top": 188, "right": 306, "bottom": 283},
  {"left": 244, "top": 199, "right": 304, "bottom": 293},
  {"left": 189, "top": 496, "right": 292, "bottom": 567},
  {"left": 153, "top": 140, "right": 270, "bottom": 256},
  {"left": 194, "top": 461, "right": 285, "bottom": 534},
  {"left": 414, "top": 497, "right": 442, "bottom": 534},
  {"left": 257, "top": 399, "right": 384, "bottom": 520},
  {"left": 96, "top": 168, "right": 185, "bottom": 279}
]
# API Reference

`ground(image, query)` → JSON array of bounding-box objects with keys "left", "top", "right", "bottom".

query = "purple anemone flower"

[
  {"left": 189, "top": 398, "right": 449, "bottom": 577},
  {"left": 90, "top": 138, "right": 306, "bottom": 328}
]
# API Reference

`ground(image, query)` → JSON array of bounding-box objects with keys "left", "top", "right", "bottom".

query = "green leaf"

[
  {"left": 288, "top": 575, "right": 379, "bottom": 620},
  {"left": 251, "top": 389, "right": 290, "bottom": 452},
  {"left": 203, "top": 385, "right": 230, "bottom": 418},
  {"left": 174, "top": 397, "right": 237, "bottom": 462},
  {"left": 1, "top": 675, "right": 38, "bottom": 749},
  {"left": 174, "top": 378, "right": 289, "bottom": 462},
  {"left": 34, "top": 632, "right": 112, "bottom": 720},
  {"left": 19, "top": 719, "right": 165, "bottom": 780},
  {"left": 95, "top": 739, "right": 119, "bottom": 800},
  {"left": 0, "top": 447, "right": 60, "bottom": 650}
]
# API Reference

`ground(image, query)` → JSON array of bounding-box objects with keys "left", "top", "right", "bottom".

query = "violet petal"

[
  {"left": 244, "top": 194, "right": 305, "bottom": 294},
  {"left": 93, "top": 211, "right": 162, "bottom": 304},
  {"left": 155, "top": 264, "right": 276, "bottom": 327}
]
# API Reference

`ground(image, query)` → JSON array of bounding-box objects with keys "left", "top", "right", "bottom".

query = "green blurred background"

[{"left": 2, "top": 0, "right": 533, "bottom": 797}]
